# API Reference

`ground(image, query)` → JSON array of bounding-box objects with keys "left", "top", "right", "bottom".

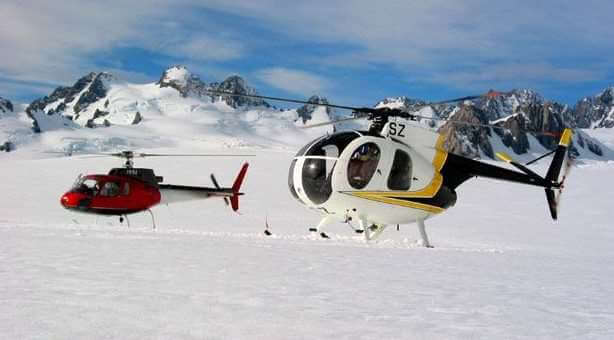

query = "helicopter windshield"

[
  {"left": 298, "top": 131, "right": 362, "bottom": 157},
  {"left": 71, "top": 176, "right": 100, "bottom": 195},
  {"left": 295, "top": 131, "right": 362, "bottom": 205}
]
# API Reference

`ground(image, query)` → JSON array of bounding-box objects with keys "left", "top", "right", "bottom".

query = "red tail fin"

[{"left": 230, "top": 163, "right": 249, "bottom": 211}]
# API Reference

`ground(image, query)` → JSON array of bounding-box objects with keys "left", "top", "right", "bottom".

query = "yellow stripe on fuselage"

[
  {"left": 433, "top": 134, "right": 448, "bottom": 171},
  {"left": 345, "top": 192, "right": 445, "bottom": 214}
]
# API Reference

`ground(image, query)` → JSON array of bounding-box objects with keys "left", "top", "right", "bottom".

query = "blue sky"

[{"left": 1, "top": 0, "right": 613, "bottom": 108}]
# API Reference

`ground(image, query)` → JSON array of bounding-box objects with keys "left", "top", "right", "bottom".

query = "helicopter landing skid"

[
  {"left": 309, "top": 215, "right": 334, "bottom": 239},
  {"left": 359, "top": 218, "right": 387, "bottom": 241},
  {"left": 119, "top": 215, "right": 130, "bottom": 227},
  {"left": 416, "top": 218, "right": 433, "bottom": 248},
  {"left": 147, "top": 209, "right": 156, "bottom": 230}
]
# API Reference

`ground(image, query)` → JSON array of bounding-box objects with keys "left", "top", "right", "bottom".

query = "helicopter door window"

[
  {"left": 388, "top": 149, "right": 412, "bottom": 190},
  {"left": 100, "top": 182, "right": 121, "bottom": 197},
  {"left": 347, "top": 142, "right": 381, "bottom": 189}
]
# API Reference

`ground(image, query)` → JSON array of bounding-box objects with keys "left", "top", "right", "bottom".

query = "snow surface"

[{"left": 1, "top": 133, "right": 614, "bottom": 338}]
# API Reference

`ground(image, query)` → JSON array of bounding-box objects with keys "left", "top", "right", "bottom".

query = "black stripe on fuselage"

[{"left": 390, "top": 185, "right": 458, "bottom": 209}]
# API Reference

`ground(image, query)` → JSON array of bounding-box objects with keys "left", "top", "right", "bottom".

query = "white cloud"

[
  {"left": 255, "top": 68, "right": 331, "bottom": 96},
  {"left": 173, "top": 37, "right": 244, "bottom": 61},
  {"left": 0, "top": 0, "right": 244, "bottom": 92}
]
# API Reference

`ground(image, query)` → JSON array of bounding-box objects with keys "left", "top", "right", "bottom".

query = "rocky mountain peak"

[
  {"left": 157, "top": 65, "right": 207, "bottom": 97},
  {"left": 376, "top": 96, "right": 426, "bottom": 110},
  {"left": 596, "top": 86, "right": 614, "bottom": 104},
  {"left": 0, "top": 96, "right": 14, "bottom": 114},
  {"left": 159, "top": 65, "right": 191, "bottom": 87},
  {"left": 211, "top": 75, "right": 269, "bottom": 108},
  {"left": 296, "top": 95, "right": 334, "bottom": 123},
  {"left": 571, "top": 85, "right": 614, "bottom": 129}
]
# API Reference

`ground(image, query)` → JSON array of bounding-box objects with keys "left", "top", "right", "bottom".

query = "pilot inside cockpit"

[{"left": 348, "top": 143, "right": 380, "bottom": 189}]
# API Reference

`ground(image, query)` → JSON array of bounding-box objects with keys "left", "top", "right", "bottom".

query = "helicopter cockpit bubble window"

[
  {"left": 297, "top": 131, "right": 363, "bottom": 205},
  {"left": 347, "top": 142, "right": 381, "bottom": 189},
  {"left": 288, "top": 159, "right": 300, "bottom": 200},
  {"left": 298, "top": 131, "right": 363, "bottom": 157},
  {"left": 71, "top": 177, "right": 100, "bottom": 195},
  {"left": 388, "top": 149, "right": 412, "bottom": 190}
]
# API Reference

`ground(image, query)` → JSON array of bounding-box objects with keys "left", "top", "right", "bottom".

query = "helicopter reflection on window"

[{"left": 347, "top": 142, "right": 380, "bottom": 189}]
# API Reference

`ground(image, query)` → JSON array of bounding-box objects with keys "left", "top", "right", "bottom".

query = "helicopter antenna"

[{"left": 203, "top": 89, "right": 562, "bottom": 137}]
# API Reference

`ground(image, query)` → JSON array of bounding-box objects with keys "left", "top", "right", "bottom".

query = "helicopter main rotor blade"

[
  {"left": 299, "top": 116, "right": 365, "bottom": 129},
  {"left": 204, "top": 89, "right": 362, "bottom": 111},
  {"left": 167, "top": 89, "right": 563, "bottom": 137},
  {"left": 138, "top": 153, "right": 256, "bottom": 157},
  {"left": 393, "top": 111, "right": 564, "bottom": 137}
]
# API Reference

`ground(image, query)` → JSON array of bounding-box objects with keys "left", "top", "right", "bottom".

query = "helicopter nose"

[{"left": 60, "top": 192, "right": 81, "bottom": 208}]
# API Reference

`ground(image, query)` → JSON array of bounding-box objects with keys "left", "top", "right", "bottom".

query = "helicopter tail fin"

[{"left": 230, "top": 163, "right": 249, "bottom": 212}]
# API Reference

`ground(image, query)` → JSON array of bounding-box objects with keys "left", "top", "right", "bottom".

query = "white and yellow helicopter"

[{"left": 210, "top": 90, "right": 573, "bottom": 247}]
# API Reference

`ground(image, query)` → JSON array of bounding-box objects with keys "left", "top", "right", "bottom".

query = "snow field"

[{"left": 1, "top": 148, "right": 613, "bottom": 339}]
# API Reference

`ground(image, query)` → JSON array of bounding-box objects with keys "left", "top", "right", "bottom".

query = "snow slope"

[{"left": 1, "top": 143, "right": 613, "bottom": 339}]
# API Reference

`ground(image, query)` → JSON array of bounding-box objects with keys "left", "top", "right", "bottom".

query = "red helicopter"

[{"left": 60, "top": 151, "right": 250, "bottom": 227}]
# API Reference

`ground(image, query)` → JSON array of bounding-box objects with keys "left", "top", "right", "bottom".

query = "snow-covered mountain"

[
  {"left": 24, "top": 66, "right": 278, "bottom": 132},
  {"left": 7, "top": 66, "right": 339, "bottom": 155}
]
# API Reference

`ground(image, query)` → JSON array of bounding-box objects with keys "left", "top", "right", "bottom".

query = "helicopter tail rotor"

[
  {"left": 210, "top": 174, "right": 230, "bottom": 206},
  {"left": 495, "top": 128, "right": 573, "bottom": 220},
  {"left": 543, "top": 129, "right": 574, "bottom": 220}
]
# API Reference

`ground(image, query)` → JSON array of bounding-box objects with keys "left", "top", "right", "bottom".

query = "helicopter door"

[{"left": 387, "top": 149, "right": 412, "bottom": 190}]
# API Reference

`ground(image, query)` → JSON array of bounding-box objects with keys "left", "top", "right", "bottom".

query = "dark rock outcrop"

[
  {"left": 212, "top": 75, "right": 270, "bottom": 109},
  {"left": 438, "top": 104, "right": 494, "bottom": 159},
  {"left": 571, "top": 87, "right": 614, "bottom": 128},
  {"left": 0, "top": 97, "right": 14, "bottom": 113},
  {"left": 296, "top": 95, "right": 334, "bottom": 123}
]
